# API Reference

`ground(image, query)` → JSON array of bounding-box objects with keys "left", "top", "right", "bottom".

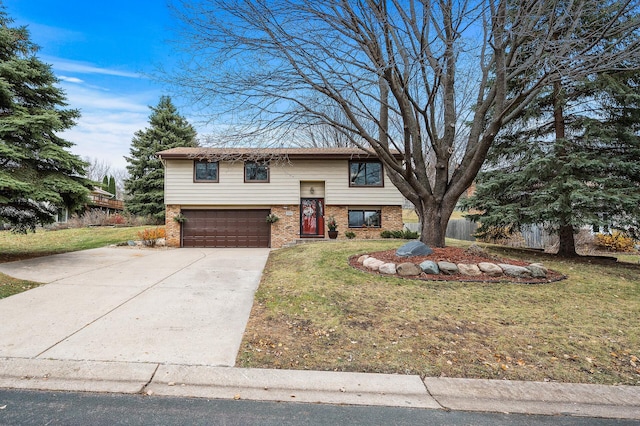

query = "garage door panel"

[{"left": 181, "top": 209, "right": 270, "bottom": 248}]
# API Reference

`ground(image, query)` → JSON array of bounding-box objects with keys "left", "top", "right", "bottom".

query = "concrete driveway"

[{"left": 0, "top": 247, "right": 270, "bottom": 366}]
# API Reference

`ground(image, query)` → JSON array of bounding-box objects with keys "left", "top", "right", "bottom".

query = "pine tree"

[
  {"left": 0, "top": 9, "right": 91, "bottom": 232},
  {"left": 124, "top": 96, "right": 197, "bottom": 223},
  {"left": 462, "top": 71, "right": 640, "bottom": 255}
]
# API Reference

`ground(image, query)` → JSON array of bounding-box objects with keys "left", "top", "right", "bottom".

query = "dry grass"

[
  {"left": 0, "top": 226, "right": 148, "bottom": 263},
  {"left": 0, "top": 274, "right": 43, "bottom": 299},
  {"left": 238, "top": 240, "right": 640, "bottom": 385}
]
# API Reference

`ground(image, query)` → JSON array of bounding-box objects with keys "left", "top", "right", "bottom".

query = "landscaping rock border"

[{"left": 351, "top": 247, "right": 566, "bottom": 284}]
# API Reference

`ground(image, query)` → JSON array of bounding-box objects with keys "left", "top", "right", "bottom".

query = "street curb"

[
  {"left": 0, "top": 358, "right": 156, "bottom": 394},
  {"left": 1, "top": 359, "right": 638, "bottom": 420},
  {"left": 424, "top": 377, "right": 640, "bottom": 420},
  {"left": 146, "top": 365, "right": 441, "bottom": 409}
]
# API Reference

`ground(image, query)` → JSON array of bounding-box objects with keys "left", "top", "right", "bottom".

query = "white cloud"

[
  {"left": 47, "top": 58, "right": 208, "bottom": 172},
  {"left": 62, "top": 111, "right": 147, "bottom": 171},
  {"left": 58, "top": 75, "right": 84, "bottom": 84},
  {"left": 47, "top": 57, "right": 143, "bottom": 79},
  {"left": 61, "top": 83, "right": 152, "bottom": 113},
  {"left": 55, "top": 79, "right": 157, "bottom": 171}
]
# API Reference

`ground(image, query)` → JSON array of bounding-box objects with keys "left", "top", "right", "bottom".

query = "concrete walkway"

[{"left": 0, "top": 247, "right": 638, "bottom": 420}]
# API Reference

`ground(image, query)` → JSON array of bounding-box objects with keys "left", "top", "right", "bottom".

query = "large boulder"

[
  {"left": 419, "top": 260, "right": 440, "bottom": 275},
  {"left": 379, "top": 263, "right": 397, "bottom": 275},
  {"left": 438, "top": 261, "right": 459, "bottom": 275},
  {"left": 396, "top": 241, "right": 433, "bottom": 257},
  {"left": 478, "top": 262, "right": 503, "bottom": 277},
  {"left": 357, "top": 255, "right": 370, "bottom": 264},
  {"left": 457, "top": 263, "right": 481, "bottom": 276},
  {"left": 498, "top": 264, "right": 532, "bottom": 278},
  {"left": 363, "top": 257, "right": 385, "bottom": 271},
  {"left": 397, "top": 262, "right": 422, "bottom": 276},
  {"left": 526, "top": 264, "right": 547, "bottom": 278}
]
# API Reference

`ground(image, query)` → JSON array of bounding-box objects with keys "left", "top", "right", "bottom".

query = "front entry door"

[{"left": 300, "top": 198, "right": 324, "bottom": 237}]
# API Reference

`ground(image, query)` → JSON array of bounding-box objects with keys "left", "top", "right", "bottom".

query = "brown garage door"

[{"left": 181, "top": 209, "right": 271, "bottom": 248}]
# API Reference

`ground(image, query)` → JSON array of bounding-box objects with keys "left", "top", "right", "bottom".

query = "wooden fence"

[
  {"left": 405, "top": 220, "right": 555, "bottom": 248},
  {"left": 404, "top": 219, "right": 478, "bottom": 242}
]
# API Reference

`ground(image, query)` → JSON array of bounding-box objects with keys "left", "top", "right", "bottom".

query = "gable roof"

[{"left": 157, "top": 147, "right": 402, "bottom": 161}]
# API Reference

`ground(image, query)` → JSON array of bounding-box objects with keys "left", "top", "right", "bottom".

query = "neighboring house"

[
  {"left": 157, "top": 147, "right": 405, "bottom": 248},
  {"left": 53, "top": 187, "right": 123, "bottom": 224},
  {"left": 88, "top": 187, "right": 124, "bottom": 213}
]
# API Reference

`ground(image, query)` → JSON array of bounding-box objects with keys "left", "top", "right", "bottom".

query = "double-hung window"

[
  {"left": 349, "top": 160, "right": 383, "bottom": 187},
  {"left": 194, "top": 161, "right": 219, "bottom": 182}
]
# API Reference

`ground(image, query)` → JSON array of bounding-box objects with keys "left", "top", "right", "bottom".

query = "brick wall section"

[
  {"left": 165, "top": 204, "right": 181, "bottom": 247},
  {"left": 324, "top": 205, "right": 403, "bottom": 241},
  {"left": 269, "top": 205, "right": 300, "bottom": 248}
]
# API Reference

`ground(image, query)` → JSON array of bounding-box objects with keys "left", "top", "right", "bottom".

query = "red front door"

[{"left": 300, "top": 198, "right": 324, "bottom": 236}]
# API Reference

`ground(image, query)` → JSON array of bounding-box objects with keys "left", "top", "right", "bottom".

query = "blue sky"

[{"left": 4, "top": 0, "right": 189, "bottom": 171}]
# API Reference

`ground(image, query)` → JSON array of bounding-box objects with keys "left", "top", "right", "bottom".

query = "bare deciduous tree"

[
  {"left": 167, "top": 0, "right": 640, "bottom": 247},
  {"left": 83, "top": 157, "right": 128, "bottom": 200},
  {"left": 83, "top": 157, "right": 112, "bottom": 183}
]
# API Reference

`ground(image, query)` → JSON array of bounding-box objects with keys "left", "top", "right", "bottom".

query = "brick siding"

[
  {"left": 165, "top": 204, "right": 181, "bottom": 247},
  {"left": 269, "top": 205, "right": 300, "bottom": 248}
]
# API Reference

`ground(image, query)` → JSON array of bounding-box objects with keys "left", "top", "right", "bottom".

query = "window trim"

[
  {"left": 348, "top": 209, "right": 382, "bottom": 228},
  {"left": 244, "top": 161, "right": 270, "bottom": 183},
  {"left": 348, "top": 160, "right": 384, "bottom": 187},
  {"left": 193, "top": 160, "right": 219, "bottom": 183}
]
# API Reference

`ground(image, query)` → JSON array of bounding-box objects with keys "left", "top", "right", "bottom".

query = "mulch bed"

[{"left": 349, "top": 246, "right": 566, "bottom": 284}]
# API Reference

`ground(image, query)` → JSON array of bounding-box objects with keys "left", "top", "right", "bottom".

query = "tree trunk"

[
  {"left": 416, "top": 198, "right": 457, "bottom": 248},
  {"left": 553, "top": 80, "right": 577, "bottom": 257},
  {"left": 557, "top": 224, "right": 577, "bottom": 257}
]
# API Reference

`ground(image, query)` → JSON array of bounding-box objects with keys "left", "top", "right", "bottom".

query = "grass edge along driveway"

[
  {"left": 239, "top": 240, "right": 640, "bottom": 386},
  {"left": 0, "top": 226, "right": 148, "bottom": 299}
]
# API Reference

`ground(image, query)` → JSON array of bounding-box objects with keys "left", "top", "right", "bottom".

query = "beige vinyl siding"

[
  {"left": 300, "top": 181, "right": 326, "bottom": 198},
  {"left": 164, "top": 159, "right": 403, "bottom": 206}
]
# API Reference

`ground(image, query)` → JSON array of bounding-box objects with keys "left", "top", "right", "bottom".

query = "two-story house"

[{"left": 158, "top": 147, "right": 404, "bottom": 248}]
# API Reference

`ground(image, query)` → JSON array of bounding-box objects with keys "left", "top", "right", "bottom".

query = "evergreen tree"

[
  {"left": 462, "top": 71, "right": 640, "bottom": 255},
  {"left": 124, "top": 96, "right": 197, "bottom": 223},
  {"left": 0, "top": 9, "right": 91, "bottom": 232},
  {"left": 108, "top": 175, "right": 116, "bottom": 197},
  {"left": 102, "top": 175, "right": 109, "bottom": 191}
]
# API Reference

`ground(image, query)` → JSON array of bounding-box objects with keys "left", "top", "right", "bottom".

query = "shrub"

[
  {"left": 64, "top": 210, "right": 157, "bottom": 228},
  {"left": 265, "top": 213, "right": 279, "bottom": 224},
  {"left": 594, "top": 231, "right": 636, "bottom": 252},
  {"left": 380, "top": 229, "right": 419, "bottom": 239},
  {"left": 106, "top": 213, "right": 126, "bottom": 225},
  {"left": 137, "top": 227, "right": 166, "bottom": 247},
  {"left": 345, "top": 231, "right": 356, "bottom": 239},
  {"left": 474, "top": 224, "right": 518, "bottom": 243}
]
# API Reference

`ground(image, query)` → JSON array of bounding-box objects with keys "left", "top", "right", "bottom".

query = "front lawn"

[
  {"left": 238, "top": 240, "right": 640, "bottom": 385},
  {"left": 0, "top": 226, "right": 148, "bottom": 263},
  {"left": 0, "top": 226, "right": 149, "bottom": 299}
]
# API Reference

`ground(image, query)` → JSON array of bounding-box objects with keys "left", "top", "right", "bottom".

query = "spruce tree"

[
  {"left": 0, "top": 9, "right": 91, "bottom": 232},
  {"left": 462, "top": 72, "right": 640, "bottom": 255},
  {"left": 124, "top": 96, "right": 197, "bottom": 223}
]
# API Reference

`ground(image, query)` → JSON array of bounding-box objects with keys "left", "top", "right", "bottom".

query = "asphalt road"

[{"left": 0, "top": 389, "right": 635, "bottom": 426}]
